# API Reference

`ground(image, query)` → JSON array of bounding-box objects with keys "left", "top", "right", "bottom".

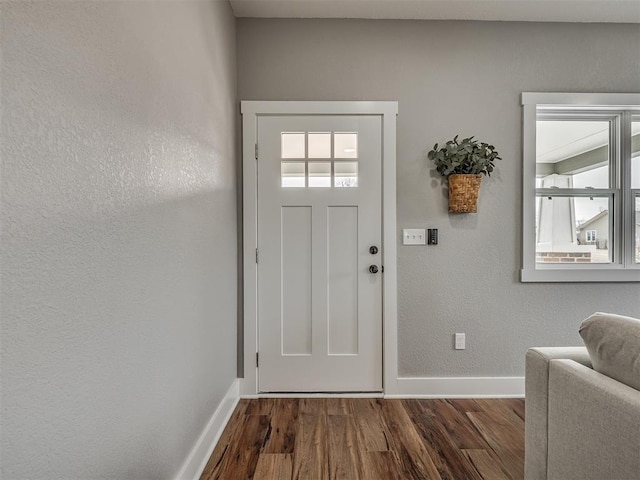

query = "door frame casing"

[{"left": 240, "top": 101, "right": 399, "bottom": 396}]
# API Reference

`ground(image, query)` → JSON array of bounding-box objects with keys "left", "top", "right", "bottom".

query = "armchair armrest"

[
  {"left": 547, "top": 359, "right": 640, "bottom": 480},
  {"left": 525, "top": 347, "right": 591, "bottom": 480}
]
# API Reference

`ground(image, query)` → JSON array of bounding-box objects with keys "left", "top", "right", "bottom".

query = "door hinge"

[
  {"left": 256, "top": 352, "right": 259, "bottom": 368},
  {"left": 255, "top": 248, "right": 259, "bottom": 263},
  {"left": 255, "top": 143, "right": 258, "bottom": 160}
]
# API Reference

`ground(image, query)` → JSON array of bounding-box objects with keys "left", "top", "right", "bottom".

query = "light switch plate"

[{"left": 402, "top": 228, "right": 426, "bottom": 245}]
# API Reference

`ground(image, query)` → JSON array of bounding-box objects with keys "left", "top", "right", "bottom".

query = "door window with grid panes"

[{"left": 281, "top": 132, "right": 359, "bottom": 188}]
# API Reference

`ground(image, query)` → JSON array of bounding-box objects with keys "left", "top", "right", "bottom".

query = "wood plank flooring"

[{"left": 200, "top": 398, "right": 524, "bottom": 480}]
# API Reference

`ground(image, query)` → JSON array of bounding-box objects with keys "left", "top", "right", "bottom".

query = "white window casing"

[{"left": 521, "top": 93, "right": 640, "bottom": 282}]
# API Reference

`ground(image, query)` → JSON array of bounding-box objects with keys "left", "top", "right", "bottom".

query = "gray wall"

[
  {"left": 237, "top": 19, "right": 640, "bottom": 377},
  {"left": 1, "top": 1, "right": 237, "bottom": 478}
]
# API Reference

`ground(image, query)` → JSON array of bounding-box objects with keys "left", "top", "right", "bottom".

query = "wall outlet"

[{"left": 454, "top": 333, "right": 466, "bottom": 350}]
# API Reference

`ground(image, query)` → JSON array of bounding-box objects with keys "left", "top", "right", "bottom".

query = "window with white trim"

[{"left": 522, "top": 93, "right": 640, "bottom": 282}]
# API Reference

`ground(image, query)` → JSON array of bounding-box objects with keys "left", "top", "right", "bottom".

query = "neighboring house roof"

[{"left": 577, "top": 210, "right": 608, "bottom": 231}]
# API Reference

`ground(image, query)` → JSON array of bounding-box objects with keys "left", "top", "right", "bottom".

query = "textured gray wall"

[
  {"left": 1, "top": 1, "right": 237, "bottom": 478},
  {"left": 237, "top": 19, "right": 640, "bottom": 377}
]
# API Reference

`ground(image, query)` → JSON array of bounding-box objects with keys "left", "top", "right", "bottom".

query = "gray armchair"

[{"left": 525, "top": 346, "right": 640, "bottom": 480}]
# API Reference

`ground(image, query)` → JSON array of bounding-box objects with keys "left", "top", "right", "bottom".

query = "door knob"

[
  {"left": 369, "top": 265, "right": 379, "bottom": 274},
  {"left": 369, "top": 246, "right": 379, "bottom": 255}
]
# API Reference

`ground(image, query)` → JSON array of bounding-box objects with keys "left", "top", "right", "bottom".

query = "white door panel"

[
  {"left": 258, "top": 115, "right": 382, "bottom": 392},
  {"left": 327, "top": 206, "right": 358, "bottom": 355}
]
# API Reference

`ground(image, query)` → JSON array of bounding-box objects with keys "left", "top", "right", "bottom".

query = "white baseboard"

[
  {"left": 241, "top": 392, "right": 384, "bottom": 399},
  {"left": 175, "top": 379, "right": 240, "bottom": 480},
  {"left": 385, "top": 376, "right": 525, "bottom": 398}
]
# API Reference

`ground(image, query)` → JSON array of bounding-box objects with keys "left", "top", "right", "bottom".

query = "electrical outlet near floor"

[{"left": 454, "top": 333, "right": 466, "bottom": 350}]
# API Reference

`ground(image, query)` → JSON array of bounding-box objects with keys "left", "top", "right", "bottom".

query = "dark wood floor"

[{"left": 200, "top": 397, "right": 525, "bottom": 480}]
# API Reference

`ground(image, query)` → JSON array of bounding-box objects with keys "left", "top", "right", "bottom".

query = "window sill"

[{"left": 521, "top": 268, "right": 640, "bottom": 283}]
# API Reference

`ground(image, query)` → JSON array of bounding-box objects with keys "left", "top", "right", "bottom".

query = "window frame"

[
  {"left": 632, "top": 115, "right": 640, "bottom": 266},
  {"left": 521, "top": 92, "right": 640, "bottom": 282}
]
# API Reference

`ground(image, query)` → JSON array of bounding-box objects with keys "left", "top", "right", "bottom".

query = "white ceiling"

[{"left": 229, "top": 0, "right": 640, "bottom": 23}]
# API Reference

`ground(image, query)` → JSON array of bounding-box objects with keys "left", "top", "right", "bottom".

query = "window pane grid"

[
  {"left": 533, "top": 111, "right": 623, "bottom": 268},
  {"left": 281, "top": 131, "right": 359, "bottom": 188}
]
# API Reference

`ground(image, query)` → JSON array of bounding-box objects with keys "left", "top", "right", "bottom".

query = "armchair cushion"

[{"left": 579, "top": 312, "right": 640, "bottom": 391}]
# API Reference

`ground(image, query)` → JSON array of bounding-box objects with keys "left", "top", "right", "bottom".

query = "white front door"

[{"left": 257, "top": 115, "right": 382, "bottom": 392}]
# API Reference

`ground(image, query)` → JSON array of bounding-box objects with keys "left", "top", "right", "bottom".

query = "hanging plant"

[{"left": 428, "top": 135, "right": 501, "bottom": 213}]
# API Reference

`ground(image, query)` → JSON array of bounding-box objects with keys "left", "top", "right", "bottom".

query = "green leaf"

[{"left": 427, "top": 135, "right": 502, "bottom": 177}]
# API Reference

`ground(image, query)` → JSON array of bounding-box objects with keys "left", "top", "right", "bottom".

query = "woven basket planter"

[{"left": 448, "top": 174, "right": 482, "bottom": 213}]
